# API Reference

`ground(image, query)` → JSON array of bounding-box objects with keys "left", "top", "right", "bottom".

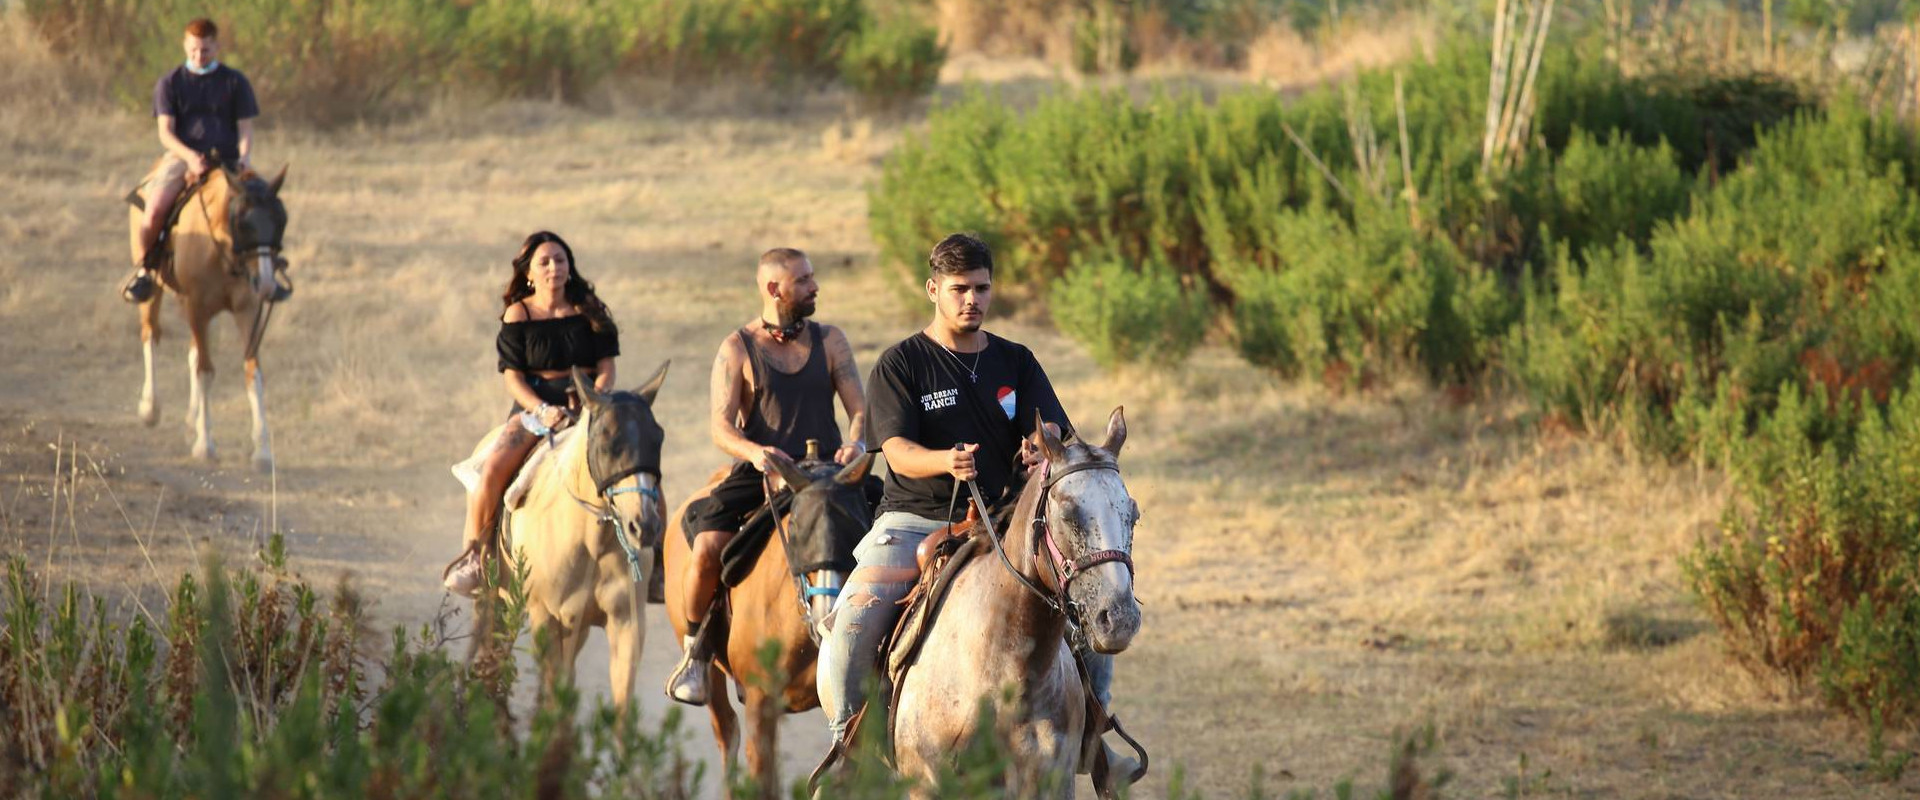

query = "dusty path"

[{"left": 4, "top": 97, "right": 1917, "bottom": 798}]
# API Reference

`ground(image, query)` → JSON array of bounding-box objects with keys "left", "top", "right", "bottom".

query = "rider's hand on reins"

[
  {"left": 536, "top": 403, "right": 569, "bottom": 432},
  {"left": 948, "top": 442, "right": 979, "bottom": 481}
]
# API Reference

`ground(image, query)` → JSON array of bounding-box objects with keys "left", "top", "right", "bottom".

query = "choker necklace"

[
  {"left": 762, "top": 319, "right": 804, "bottom": 344},
  {"left": 934, "top": 340, "right": 983, "bottom": 384}
]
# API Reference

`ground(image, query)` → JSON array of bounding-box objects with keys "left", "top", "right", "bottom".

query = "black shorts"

[{"left": 682, "top": 462, "right": 770, "bottom": 539}]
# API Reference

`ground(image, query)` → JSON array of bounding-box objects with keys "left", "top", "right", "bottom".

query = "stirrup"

[
  {"left": 267, "top": 270, "right": 293, "bottom": 302},
  {"left": 121, "top": 269, "right": 156, "bottom": 304},
  {"left": 665, "top": 653, "right": 709, "bottom": 705},
  {"left": 441, "top": 550, "right": 485, "bottom": 599}
]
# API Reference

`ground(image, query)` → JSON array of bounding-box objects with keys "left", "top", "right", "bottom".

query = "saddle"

[
  {"left": 449, "top": 422, "right": 579, "bottom": 512},
  {"left": 125, "top": 175, "right": 207, "bottom": 281},
  {"left": 817, "top": 514, "right": 1145, "bottom": 798}
]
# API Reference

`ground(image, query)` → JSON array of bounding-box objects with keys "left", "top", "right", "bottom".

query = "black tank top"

[{"left": 737, "top": 322, "right": 841, "bottom": 460}]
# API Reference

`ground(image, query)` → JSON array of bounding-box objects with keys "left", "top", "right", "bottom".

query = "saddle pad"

[
  {"left": 718, "top": 504, "right": 782, "bottom": 587},
  {"left": 449, "top": 421, "right": 580, "bottom": 511},
  {"left": 884, "top": 532, "right": 986, "bottom": 711}
]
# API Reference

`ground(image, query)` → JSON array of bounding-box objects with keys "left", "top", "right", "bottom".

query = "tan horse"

[
  {"left": 892, "top": 409, "right": 1142, "bottom": 798},
  {"left": 664, "top": 452, "right": 876, "bottom": 790},
  {"left": 470, "top": 365, "right": 670, "bottom": 711},
  {"left": 129, "top": 164, "right": 289, "bottom": 470}
]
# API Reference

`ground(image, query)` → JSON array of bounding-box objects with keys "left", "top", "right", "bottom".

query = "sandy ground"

[{"left": 4, "top": 84, "right": 1918, "bottom": 798}]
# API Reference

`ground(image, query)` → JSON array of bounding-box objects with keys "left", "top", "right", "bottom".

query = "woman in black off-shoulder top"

[{"left": 444, "top": 231, "right": 620, "bottom": 597}]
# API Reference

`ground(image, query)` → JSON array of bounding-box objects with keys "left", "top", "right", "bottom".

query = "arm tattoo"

[{"left": 826, "top": 327, "right": 867, "bottom": 443}]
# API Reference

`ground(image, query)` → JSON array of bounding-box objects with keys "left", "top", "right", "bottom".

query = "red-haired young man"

[{"left": 122, "top": 17, "right": 260, "bottom": 303}]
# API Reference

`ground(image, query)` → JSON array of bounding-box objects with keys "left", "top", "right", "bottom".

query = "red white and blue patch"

[{"left": 996, "top": 386, "right": 1016, "bottom": 419}]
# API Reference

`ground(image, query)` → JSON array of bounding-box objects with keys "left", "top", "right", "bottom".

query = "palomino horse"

[
  {"left": 470, "top": 364, "right": 670, "bottom": 711},
  {"left": 129, "top": 165, "right": 289, "bottom": 470},
  {"left": 892, "top": 408, "right": 1142, "bottom": 798},
  {"left": 664, "top": 451, "right": 876, "bottom": 789}
]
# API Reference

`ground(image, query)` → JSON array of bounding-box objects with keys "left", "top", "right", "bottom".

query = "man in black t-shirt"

[
  {"left": 122, "top": 17, "right": 262, "bottom": 304},
  {"left": 817, "top": 234, "right": 1114, "bottom": 748}
]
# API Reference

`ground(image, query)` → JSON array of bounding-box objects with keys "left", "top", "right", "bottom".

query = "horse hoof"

[
  {"left": 251, "top": 453, "right": 273, "bottom": 474},
  {"left": 191, "top": 444, "right": 215, "bottom": 463},
  {"left": 138, "top": 402, "right": 158, "bottom": 427}
]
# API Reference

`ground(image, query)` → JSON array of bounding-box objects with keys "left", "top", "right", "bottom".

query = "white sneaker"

[
  {"left": 665, "top": 634, "right": 709, "bottom": 705},
  {"left": 443, "top": 550, "right": 484, "bottom": 598}
]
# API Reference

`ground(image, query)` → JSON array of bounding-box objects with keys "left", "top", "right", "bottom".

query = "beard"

[{"left": 777, "top": 296, "right": 817, "bottom": 325}]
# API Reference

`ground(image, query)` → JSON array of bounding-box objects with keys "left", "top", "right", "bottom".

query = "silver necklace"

[{"left": 935, "top": 340, "right": 983, "bottom": 384}]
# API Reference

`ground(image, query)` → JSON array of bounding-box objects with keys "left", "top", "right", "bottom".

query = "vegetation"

[
  {"left": 869, "top": 22, "right": 1920, "bottom": 755},
  {"left": 14, "top": 0, "right": 947, "bottom": 123},
  {"left": 0, "top": 537, "right": 1448, "bottom": 797}
]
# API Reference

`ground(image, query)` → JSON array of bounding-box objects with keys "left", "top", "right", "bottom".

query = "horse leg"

[
  {"left": 230, "top": 305, "right": 272, "bottom": 473},
  {"left": 597, "top": 555, "right": 645, "bottom": 715},
  {"left": 138, "top": 291, "right": 163, "bottom": 427},
  {"left": 184, "top": 310, "right": 215, "bottom": 462},
  {"left": 706, "top": 664, "right": 741, "bottom": 774},
  {"left": 742, "top": 685, "right": 780, "bottom": 794}
]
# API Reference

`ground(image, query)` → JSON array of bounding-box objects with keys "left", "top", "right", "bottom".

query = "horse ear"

[
  {"left": 268, "top": 164, "right": 287, "bottom": 195},
  {"left": 221, "top": 167, "right": 242, "bottom": 192},
  {"left": 633, "top": 360, "right": 670, "bottom": 405},
  {"left": 767, "top": 450, "right": 811, "bottom": 491},
  {"left": 1033, "top": 411, "right": 1066, "bottom": 463},
  {"left": 571, "top": 367, "right": 605, "bottom": 409},
  {"left": 834, "top": 451, "right": 876, "bottom": 486},
  {"left": 1100, "top": 406, "right": 1127, "bottom": 460}
]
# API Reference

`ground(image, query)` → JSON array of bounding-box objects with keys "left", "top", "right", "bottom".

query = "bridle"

[
  {"left": 763, "top": 471, "right": 867, "bottom": 644},
  {"left": 193, "top": 172, "right": 286, "bottom": 360},
  {"left": 965, "top": 455, "right": 1132, "bottom": 620}
]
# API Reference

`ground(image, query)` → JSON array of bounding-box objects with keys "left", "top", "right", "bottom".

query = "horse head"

[
  {"left": 767, "top": 449, "right": 877, "bottom": 639},
  {"left": 222, "top": 165, "right": 289, "bottom": 298},
  {"left": 1030, "top": 407, "right": 1141, "bottom": 654},
  {"left": 573, "top": 361, "right": 670, "bottom": 547}
]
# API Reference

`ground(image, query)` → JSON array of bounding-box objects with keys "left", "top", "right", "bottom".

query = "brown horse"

[
  {"left": 891, "top": 408, "right": 1141, "bottom": 798},
  {"left": 664, "top": 452, "right": 876, "bottom": 790},
  {"left": 469, "top": 365, "right": 671, "bottom": 712},
  {"left": 129, "top": 164, "right": 289, "bottom": 470}
]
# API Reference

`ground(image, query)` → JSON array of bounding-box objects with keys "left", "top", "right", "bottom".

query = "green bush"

[
  {"left": 0, "top": 539, "right": 1448, "bottom": 798},
  {"left": 1684, "top": 379, "right": 1920, "bottom": 760},
  {"left": 838, "top": 12, "right": 947, "bottom": 109},
  {"left": 1050, "top": 252, "right": 1211, "bottom": 368},
  {"left": 19, "top": 0, "right": 943, "bottom": 124}
]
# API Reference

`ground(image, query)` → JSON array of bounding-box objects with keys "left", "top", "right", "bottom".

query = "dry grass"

[
  {"left": 2, "top": 20, "right": 1917, "bottom": 796},
  {"left": 1244, "top": 15, "right": 1441, "bottom": 91}
]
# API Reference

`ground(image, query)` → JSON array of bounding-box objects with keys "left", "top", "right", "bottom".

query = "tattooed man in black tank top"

[{"left": 666, "top": 248, "right": 869, "bottom": 705}]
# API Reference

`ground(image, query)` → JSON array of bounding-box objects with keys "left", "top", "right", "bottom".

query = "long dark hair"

[{"left": 502, "top": 231, "right": 616, "bottom": 335}]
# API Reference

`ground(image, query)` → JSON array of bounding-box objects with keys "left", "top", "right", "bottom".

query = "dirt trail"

[{"left": 4, "top": 98, "right": 1917, "bottom": 798}]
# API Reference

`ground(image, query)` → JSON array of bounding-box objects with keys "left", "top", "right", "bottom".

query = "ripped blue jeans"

[{"left": 816, "top": 511, "right": 1114, "bottom": 739}]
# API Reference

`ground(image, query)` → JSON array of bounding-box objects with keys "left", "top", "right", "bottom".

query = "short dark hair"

[
  {"left": 184, "top": 18, "right": 218, "bottom": 38},
  {"left": 928, "top": 233, "right": 992, "bottom": 278},
  {"left": 759, "top": 247, "right": 809, "bottom": 274}
]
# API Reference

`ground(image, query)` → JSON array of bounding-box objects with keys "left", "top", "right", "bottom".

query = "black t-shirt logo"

[
  {"left": 996, "top": 386, "right": 1016, "bottom": 419},
  {"left": 920, "top": 388, "right": 958, "bottom": 412}
]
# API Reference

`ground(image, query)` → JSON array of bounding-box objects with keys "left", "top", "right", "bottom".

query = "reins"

[
  {"left": 191, "top": 176, "right": 279, "bottom": 361},
  {"left": 951, "top": 456, "right": 1129, "bottom": 618}
]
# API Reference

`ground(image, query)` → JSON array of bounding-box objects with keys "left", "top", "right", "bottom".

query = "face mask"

[{"left": 186, "top": 60, "right": 219, "bottom": 76}]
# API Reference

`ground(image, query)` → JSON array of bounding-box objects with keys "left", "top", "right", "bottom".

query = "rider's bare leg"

[
  {"left": 666, "top": 528, "right": 736, "bottom": 705},
  {"left": 463, "top": 425, "right": 537, "bottom": 552}
]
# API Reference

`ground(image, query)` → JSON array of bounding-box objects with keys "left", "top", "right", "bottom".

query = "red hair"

[{"left": 184, "top": 18, "right": 218, "bottom": 39}]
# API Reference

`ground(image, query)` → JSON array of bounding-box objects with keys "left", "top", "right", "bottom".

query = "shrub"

[
  {"left": 1049, "top": 252, "right": 1212, "bottom": 368},
  {"left": 838, "top": 12, "right": 947, "bottom": 109},
  {"left": 1684, "top": 378, "right": 1920, "bottom": 758}
]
